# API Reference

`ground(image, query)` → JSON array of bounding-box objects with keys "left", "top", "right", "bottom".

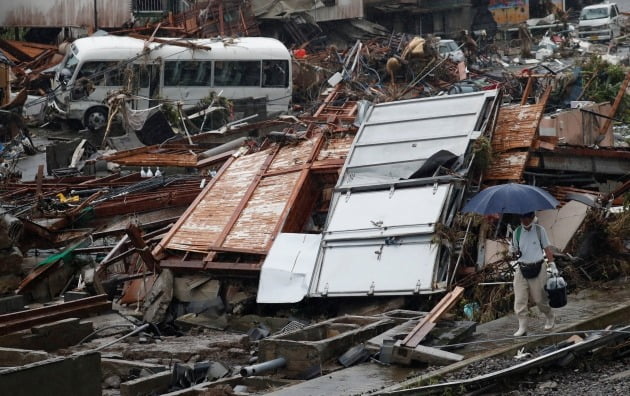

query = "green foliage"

[
  {"left": 472, "top": 136, "right": 493, "bottom": 171},
  {"left": 579, "top": 56, "right": 630, "bottom": 123}
]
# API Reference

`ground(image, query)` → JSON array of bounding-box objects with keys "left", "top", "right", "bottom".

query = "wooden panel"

[
  {"left": 223, "top": 171, "right": 301, "bottom": 250},
  {"left": 165, "top": 149, "right": 270, "bottom": 251},
  {"left": 316, "top": 135, "right": 355, "bottom": 161},
  {"left": 484, "top": 152, "right": 529, "bottom": 181},
  {"left": 267, "top": 138, "right": 316, "bottom": 172},
  {"left": 491, "top": 103, "right": 545, "bottom": 152}
]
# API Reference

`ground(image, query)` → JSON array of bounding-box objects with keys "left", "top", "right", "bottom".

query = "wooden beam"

[
  {"left": 126, "top": 223, "right": 159, "bottom": 272},
  {"left": 401, "top": 286, "right": 465, "bottom": 348}
]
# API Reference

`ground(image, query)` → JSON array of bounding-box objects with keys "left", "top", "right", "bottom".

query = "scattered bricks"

[
  {"left": 64, "top": 291, "right": 91, "bottom": 302},
  {"left": 0, "top": 352, "right": 101, "bottom": 396},
  {"left": 0, "top": 295, "right": 24, "bottom": 315},
  {"left": 120, "top": 370, "right": 171, "bottom": 396},
  {"left": 0, "top": 347, "right": 49, "bottom": 366}
]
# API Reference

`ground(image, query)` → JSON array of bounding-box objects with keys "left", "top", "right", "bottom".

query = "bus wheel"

[{"left": 84, "top": 107, "right": 109, "bottom": 131}]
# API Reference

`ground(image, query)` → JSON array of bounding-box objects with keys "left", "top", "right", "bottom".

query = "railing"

[{"left": 133, "top": 0, "right": 167, "bottom": 13}]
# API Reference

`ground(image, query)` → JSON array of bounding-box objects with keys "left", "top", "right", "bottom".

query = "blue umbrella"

[{"left": 462, "top": 183, "right": 559, "bottom": 215}]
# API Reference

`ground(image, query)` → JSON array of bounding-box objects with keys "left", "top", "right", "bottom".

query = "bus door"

[{"left": 132, "top": 62, "right": 161, "bottom": 110}]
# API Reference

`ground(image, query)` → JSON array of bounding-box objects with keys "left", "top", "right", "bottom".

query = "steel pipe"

[{"left": 240, "top": 357, "right": 286, "bottom": 377}]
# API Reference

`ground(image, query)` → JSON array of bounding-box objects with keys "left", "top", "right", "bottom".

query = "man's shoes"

[
  {"left": 544, "top": 312, "right": 555, "bottom": 330},
  {"left": 514, "top": 318, "right": 528, "bottom": 336}
]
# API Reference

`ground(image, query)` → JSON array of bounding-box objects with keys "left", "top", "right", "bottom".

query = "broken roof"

[{"left": 154, "top": 126, "right": 356, "bottom": 272}]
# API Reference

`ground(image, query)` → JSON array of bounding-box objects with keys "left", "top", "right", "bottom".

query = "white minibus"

[{"left": 50, "top": 35, "right": 292, "bottom": 130}]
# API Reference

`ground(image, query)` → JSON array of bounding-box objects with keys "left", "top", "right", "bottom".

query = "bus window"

[
  {"left": 74, "top": 61, "right": 124, "bottom": 86},
  {"left": 164, "top": 61, "right": 212, "bottom": 86},
  {"left": 262, "top": 60, "right": 289, "bottom": 88},
  {"left": 214, "top": 61, "right": 261, "bottom": 87}
]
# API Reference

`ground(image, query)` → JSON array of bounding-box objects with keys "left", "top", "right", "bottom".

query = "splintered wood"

[
  {"left": 485, "top": 103, "right": 545, "bottom": 182},
  {"left": 401, "top": 286, "right": 465, "bottom": 348}
]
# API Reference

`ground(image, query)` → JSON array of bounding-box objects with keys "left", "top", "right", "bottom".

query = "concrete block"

[
  {"left": 0, "top": 351, "right": 101, "bottom": 396},
  {"left": 64, "top": 291, "right": 91, "bottom": 302},
  {"left": 101, "top": 358, "right": 168, "bottom": 380},
  {"left": 0, "top": 347, "right": 49, "bottom": 366},
  {"left": 0, "top": 318, "right": 93, "bottom": 351},
  {"left": 0, "top": 295, "right": 24, "bottom": 314},
  {"left": 120, "top": 370, "right": 171, "bottom": 396},
  {"left": 259, "top": 315, "right": 396, "bottom": 378}
]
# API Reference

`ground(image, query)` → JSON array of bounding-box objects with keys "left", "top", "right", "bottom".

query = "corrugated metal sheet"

[
  {"left": 308, "top": 0, "right": 364, "bottom": 22},
  {"left": 308, "top": 91, "right": 499, "bottom": 298},
  {"left": 485, "top": 102, "right": 545, "bottom": 182},
  {"left": 0, "top": 0, "right": 131, "bottom": 28}
]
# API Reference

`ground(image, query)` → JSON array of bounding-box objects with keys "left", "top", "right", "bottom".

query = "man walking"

[{"left": 511, "top": 212, "right": 558, "bottom": 336}]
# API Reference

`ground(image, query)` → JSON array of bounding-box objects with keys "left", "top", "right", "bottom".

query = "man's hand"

[{"left": 548, "top": 262, "right": 559, "bottom": 277}]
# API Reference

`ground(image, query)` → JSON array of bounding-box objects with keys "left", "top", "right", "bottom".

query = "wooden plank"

[
  {"left": 153, "top": 156, "right": 235, "bottom": 258},
  {"left": 204, "top": 146, "right": 281, "bottom": 261},
  {"left": 401, "top": 286, "right": 464, "bottom": 348}
]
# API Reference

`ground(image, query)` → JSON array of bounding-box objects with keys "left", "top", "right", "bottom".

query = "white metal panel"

[
  {"left": 347, "top": 138, "right": 470, "bottom": 168},
  {"left": 357, "top": 115, "right": 476, "bottom": 145},
  {"left": 325, "top": 184, "right": 450, "bottom": 240},
  {"left": 364, "top": 92, "right": 490, "bottom": 125},
  {"left": 313, "top": 236, "right": 438, "bottom": 296},
  {"left": 257, "top": 233, "right": 321, "bottom": 304}
]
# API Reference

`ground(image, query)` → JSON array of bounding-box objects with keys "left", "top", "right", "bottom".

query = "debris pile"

[{"left": 0, "top": 1, "right": 629, "bottom": 395}]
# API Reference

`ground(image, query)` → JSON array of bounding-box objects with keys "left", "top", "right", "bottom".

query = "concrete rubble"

[{"left": 0, "top": 1, "right": 629, "bottom": 395}]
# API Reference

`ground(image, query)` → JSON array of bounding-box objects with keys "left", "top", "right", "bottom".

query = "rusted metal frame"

[
  {"left": 160, "top": 257, "right": 206, "bottom": 269},
  {"left": 126, "top": 223, "right": 159, "bottom": 271},
  {"left": 200, "top": 246, "right": 267, "bottom": 255},
  {"left": 310, "top": 158, "right": 347, "bottom": 170},
  {"left": 0, "top": 295, "right": 111, "bottom": 336},
  {"left": 204, "top": 146, "right": 283, "bottom": 263},
  {"left": 401, "top": 286, "right": 465, "bottom": 348},
  {"left": 95, "top": 234, "right": 130, "bottom": 278},
  {"left": 202, "top": 261, "right": 263, "bottom": 272},
  {"left": 600, "top": 71, "right": 630, "bottom": 136},
  {"left": 92, "top": 193, "right": 193, "bottom": 218},
  {"left": 35, "top": 164, "right": 44, "bottom": 200},
  {"left": 153, "top": 155, "right": 237, "bottom": 258},
  {"left": 313, "top": 86, "right": 341, "bottom": 118},
  {"left": 265, "top": 131, "right": 326, "bottom": 251},
  {"left": 93, "top": 217, "right": 180, "bottom": 239},
  {"left": 551, "top": 146, "right": 630, "bottom": 159}
]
